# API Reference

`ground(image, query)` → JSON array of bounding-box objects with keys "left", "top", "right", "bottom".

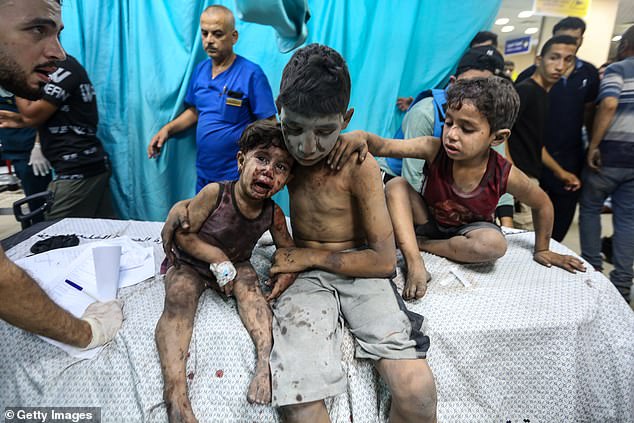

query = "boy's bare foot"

[
  {"left": 403, "top": 266, "right": 431, "bottom": 300},
  {"left": 247, "top": 362, "right": 271, "bottom": 404},
  {"left": 166, "top": 393, "right": 198, "bottom": 423}
]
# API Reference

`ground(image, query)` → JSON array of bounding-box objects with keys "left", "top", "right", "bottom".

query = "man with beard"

[
  {"left": 147, "top": 5, "right": 276, "bottom": 193},
  {"left": 0, "top": 0, "right": 122, "bottom": 349}
]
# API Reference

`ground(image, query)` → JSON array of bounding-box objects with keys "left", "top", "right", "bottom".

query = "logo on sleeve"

[{"left": 80, "top": 84, "right": 96, "bottom": 103}]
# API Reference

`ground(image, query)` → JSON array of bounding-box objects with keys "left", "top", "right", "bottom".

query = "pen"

[{"left": 65, "top": 279, "right": 99, "bottom": 302}]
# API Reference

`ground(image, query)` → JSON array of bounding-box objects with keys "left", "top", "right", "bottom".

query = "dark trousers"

[
  {"left": 542, "top": 187, "right": 580, "bottom": 242},
  {"left": 11, "top": 158, "right": 52, "bottom": 223}
]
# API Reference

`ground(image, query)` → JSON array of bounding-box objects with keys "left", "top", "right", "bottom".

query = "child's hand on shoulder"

[
  {"left": 327, "top": 130, "right": 369, "bottom": 170},
  {"left": 533, "top": 250, "right": 586, "bottom": 273}
]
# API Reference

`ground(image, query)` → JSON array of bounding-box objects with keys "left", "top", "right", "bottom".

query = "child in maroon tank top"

[
  {"left": 338, "top": 77, "right": 586, "bottom": 300},
  {"left": 155, "top": 120, "right": 296, "bottom": 419}
]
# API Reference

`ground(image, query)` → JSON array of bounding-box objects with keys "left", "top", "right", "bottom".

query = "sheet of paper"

[{"left": 14, "top": 236, "right": 155, "bottom": 358}]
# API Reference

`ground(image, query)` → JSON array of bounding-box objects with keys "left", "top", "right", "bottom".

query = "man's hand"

[
  {"left": 28, "top": 143, "right": 52, "bottom": 176},
  {"left": 265, "top": 272, "right": 297, "bottom": 302},
  {"left": 327, "top": 130, "right": 369, "bottom": 170},
  {"left": 556, "top": 169, "right": 581, "bottom": 191},
  {"left": 396, "top": 96, "right": 413, "bottom": 112},
  {"left": 0, "top": 110, "right": 26, "bottom": 128},
  {"left": 270, "top": 248, "right": 313, "bottom": 275},
  {"left": 81, "top": 300, "right": 124, "bottom": 349},
  {"left": 161, "top": 200, "right": 191, "bottom": 264},
  {"left": 533, "top": 250, "right": 586, "bottom": 273},
  {"left": 148, "top": 128, "right": 169, "bottom": 158},
  {"left": 587, "top": 146, "right": 601, "bottom": 172}
]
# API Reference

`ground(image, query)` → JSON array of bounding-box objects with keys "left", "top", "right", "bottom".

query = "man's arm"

[
  {"left": 506, "top": 167, "right": 585, "bottom": 273},
  {"left": 271, "top": 158, "right": 397, "bottom": 278},
  {"left": 15, "top": 97, "right": 58, "bottom": 126},
  {"left": 587, "top": 97, "right": 618, "bottom": 171},
  {"left": 0, "top": 248, "right": 123, "bottom": 348},
  {"left": 147, "top": 107, "right": 198, "bottom": 158},
  {"left": 0, "top": 110, "right": 28, "bottom": 128},
  {"left": 541, "top": 147, "right": 581, "bottom": 190}
]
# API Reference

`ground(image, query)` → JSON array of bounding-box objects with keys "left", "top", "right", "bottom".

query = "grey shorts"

[
  {"left": 415, "top": 219, "right": 502, "bottom": 239},
  {"left": 270, "top": 269, "right": 429, "bottom": 406}
]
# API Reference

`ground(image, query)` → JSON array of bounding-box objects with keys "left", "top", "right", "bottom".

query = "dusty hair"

[
  {"left": 239, "top": 119, "right": 287, "bottom": 154},
  {"left": 446, "top": 77, "right": 520, "bottom": 133},
  {"left": 276, "top": 43, "right": 351, "bottom": 117}
]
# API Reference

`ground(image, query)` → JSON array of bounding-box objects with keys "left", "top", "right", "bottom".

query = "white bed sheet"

[{"left": 0, "top": 218, "right": 632, "bottom": 422}]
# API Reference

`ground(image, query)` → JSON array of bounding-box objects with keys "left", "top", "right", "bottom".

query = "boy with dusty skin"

[
  {"left": 163, "top": 44, "right": 437, "bottom": 423},
  {"left": 332, "top": 77, "right": 586, "bottom": 300},
  {"left": 155, "top": 120, "right": 296, "bottom": 423}
]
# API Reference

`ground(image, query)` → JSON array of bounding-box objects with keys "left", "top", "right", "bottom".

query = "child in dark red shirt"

[{"left": 338, "top": 77, "right": 586, "bottom": 300}]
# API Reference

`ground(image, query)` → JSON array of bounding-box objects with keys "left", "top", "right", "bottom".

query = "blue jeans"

[{"left": 579, "top": 167, "right": 634, "bottom": 299}]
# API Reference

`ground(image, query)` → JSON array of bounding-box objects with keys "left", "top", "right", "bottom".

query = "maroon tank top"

[
  {"left": 169, "top": 181, "right": 274, "bottom": 276},
  {"left": 422, "top": 148, "right": 511, "bottom": 227}
]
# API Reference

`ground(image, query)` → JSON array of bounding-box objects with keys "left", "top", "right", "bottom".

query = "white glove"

[
  {"left": 28, "top": 143, "right": 52, "bottom": 176},
  {"left": 209, "top": 261, "right": 237, "bottom": 287},
  {"left": 81, "top": 300, "right": 123, "bottom": 349}
]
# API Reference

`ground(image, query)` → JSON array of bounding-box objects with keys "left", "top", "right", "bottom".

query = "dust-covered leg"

[
  {"left": 375, "top": 358, "right": 437, "bottom": 423},
  {"left": 232, "top": 262, "right": 273, "bottom": 404},
  {"left": 385, "top": 177, "right": 431, "bottom": 300},
  {"left": 155, "top": 266, "right": 205, "bottom": 423},
  {"left": 417, "top": 228, "right": 507, "bottom": 263}
]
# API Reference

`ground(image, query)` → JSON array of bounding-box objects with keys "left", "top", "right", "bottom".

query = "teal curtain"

[{"left": 60, "top": 0, "right": 501, "bottom": 221}]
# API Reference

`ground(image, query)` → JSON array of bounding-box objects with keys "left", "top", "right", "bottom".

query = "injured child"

[{"left": 155, "top": 120, "right": 296, "bottom": 422}]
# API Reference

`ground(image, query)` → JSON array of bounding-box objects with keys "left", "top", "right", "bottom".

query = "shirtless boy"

[
  {"left": 155, "top": 120, "right": 296, "bottom": 422},
  {"left": 164, "top": 44, "right": 437, "bottom": 423},
  {"left": 340, "top": 77, "right": 586, "bottom": 299}
]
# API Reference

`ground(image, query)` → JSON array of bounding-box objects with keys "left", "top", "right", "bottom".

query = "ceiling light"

[
  {"left": 495, "top": 18, "right": 510, "bottom": 25},
  {"left": 518, "top": 10, "right": 533, "bottom": 18},
  {"left": 525, "top": 27, "right": 539, "bottom": 35},
  {"left": 501, "top": 26, "right": 515, "bottom": 33},
  {"left": 612, "top": 35, "right": 622, "bottom": 42}
]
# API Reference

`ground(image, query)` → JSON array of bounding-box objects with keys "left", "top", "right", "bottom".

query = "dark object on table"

[{"left": 30, "top": 234, "right": 79, "bottom": 254}]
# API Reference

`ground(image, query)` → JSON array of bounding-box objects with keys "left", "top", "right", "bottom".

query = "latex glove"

[
  {"left": 81, "top": 300, "right": 124, "bottom": 349},
  {"left": 28, "top": 143, "right": 52, "bottom": 176}
]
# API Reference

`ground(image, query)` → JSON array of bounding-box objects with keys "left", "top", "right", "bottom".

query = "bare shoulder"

[
  {"left": 347, "top": 153, "right": 383, "bottom": 193},
  {"left": 188, "top": 183, "right": 222, "bottom": 231}
]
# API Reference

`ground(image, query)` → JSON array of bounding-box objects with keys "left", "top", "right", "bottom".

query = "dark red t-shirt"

[{"left": 422, "top": 147, "right": 511, "bottom": 227}]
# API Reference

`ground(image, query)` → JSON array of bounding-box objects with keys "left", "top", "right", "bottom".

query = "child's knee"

[
  {"left": 164, "top": 270, "right": 201, "bottom": 311},
  {"left": 385, "top": 177, "right": 408, "bottom": 198},
  {"left": 472, "top": 231, "right": 507, "bottom": 261},
  {"left": 391, "top": 369, "right": 437, "bottom": 418}
]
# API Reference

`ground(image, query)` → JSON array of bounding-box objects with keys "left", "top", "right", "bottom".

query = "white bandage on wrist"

[{"left": 209, "top": 261, "right": 237, "bottom": 287}]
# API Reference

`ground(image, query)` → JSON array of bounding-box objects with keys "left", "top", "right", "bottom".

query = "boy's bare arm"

[
  {"left": 271, "top": 158, "right": 397, "bottom": 278},
  {"left": 266, "top": 205, "right": 297, "bottom": 301},
  {"left": 172, "top": 183, "right": 229, "bottom": 264},
  {"left": 329, "top": 130, "right": 441, "bottom": 169},
  {"left": 506, "top": 167, "right": 585, "bottom": 273}
]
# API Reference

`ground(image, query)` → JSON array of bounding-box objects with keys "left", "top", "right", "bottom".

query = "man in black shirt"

[
  {"left": 516, "top": 17, "right": 599, "bottom": 241},
  {"left": 508, "top": 35, "right": 581, "bottom": 230},
  {"left": 0, "top": 0, "right": 121, "bottom": 350},
  {"left": 16, "top": 55, "right": 114, "bottom": 219}
]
